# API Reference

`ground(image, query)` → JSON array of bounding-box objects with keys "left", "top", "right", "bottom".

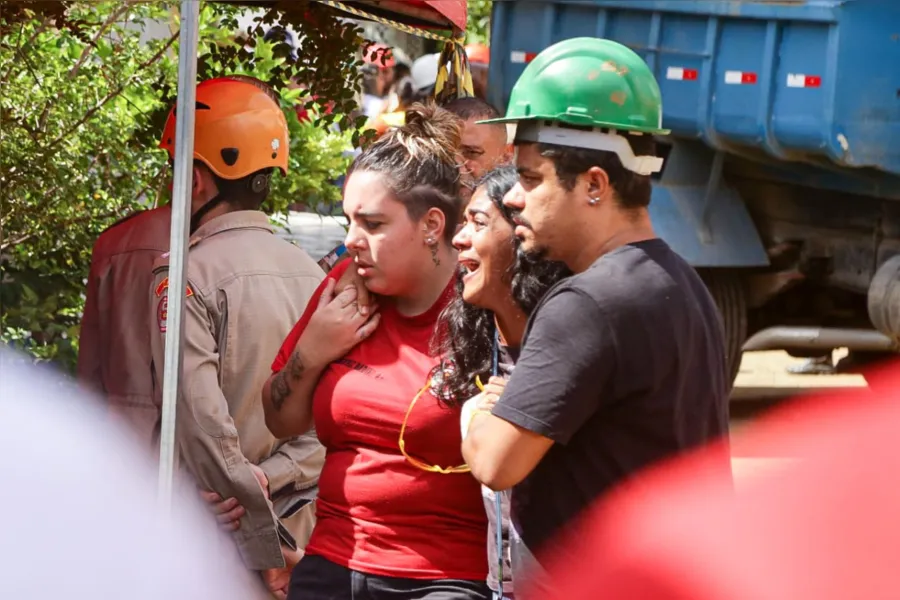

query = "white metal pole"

[{"left": 158, "top": 0, "right": 200, "bottom": 513}]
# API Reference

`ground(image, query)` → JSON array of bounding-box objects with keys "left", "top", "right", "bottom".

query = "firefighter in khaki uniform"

[{"left": 149, "top": 77, "right": 324, "bottom": 599}]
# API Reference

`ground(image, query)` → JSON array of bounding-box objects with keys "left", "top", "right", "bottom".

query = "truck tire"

[{"left": 699, "top": 271, "right": 747, "bottom": 385}]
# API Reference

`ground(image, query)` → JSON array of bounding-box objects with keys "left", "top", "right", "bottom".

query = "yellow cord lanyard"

[
  {"left": 397, "top": 334, "right": 506, "bottom": 584},
  {"left": 398, "top": 372, "right": 471, "bottom": 475}
]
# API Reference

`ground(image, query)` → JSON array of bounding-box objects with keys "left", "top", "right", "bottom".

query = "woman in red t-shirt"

[{"left": 262, "top": 104, "right": 490, "bottom": 599}]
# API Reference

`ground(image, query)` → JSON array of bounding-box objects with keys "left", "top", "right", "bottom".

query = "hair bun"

[{"left": 399, "top": 103, "right": 462, "bottom": 165}]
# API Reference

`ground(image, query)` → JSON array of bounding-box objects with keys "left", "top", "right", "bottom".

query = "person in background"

[
  {"left": 379, "top": 56, "right": 412, "bottom": 116},
  {"left": 465, "top": 43, "right": 491, "bottom": 100},
  {"left": 461, "top": 38, "right": 731, "bottom": 597},
  {"left": 365, "top": 75, "right": 426, "bottom": 138},
  {"left": 262, "top": 104, "right": 491, "bottom": 600},
  {"left": 391, "top": 60, "right": 411, "bottom": 89},
  {"left": 150, "top": 76, "right": 325, "bottom": 599},
  {"left": 77, "top": 201, "right": 170, "bottom": 447},
  {"left": 443, "top": 97, "right": 512, "bottom": 200},
  {"left": 360, "top": 43, "right": 395, "bottom": 119},
  {"left": 410, "top": 52, "right": 440, "bottom": 100},
  {"left": 444, "top": 165, "right": 571, "bottom": 599}
]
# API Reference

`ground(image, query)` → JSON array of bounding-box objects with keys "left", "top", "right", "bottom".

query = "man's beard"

[
  {"left": 508, "top": 209, "right": 543, "bottom": 253},
  {"left": 516, "top": 244, "right": 548, "bottom": 263},
  {"left": 510, "top": 245, "right": 571, "bottom": 315}
]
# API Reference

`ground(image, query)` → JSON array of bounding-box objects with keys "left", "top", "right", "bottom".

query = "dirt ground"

[
  {"left": 729, "top": 349, "right": 869, "bottom": 487},
  {"left": 732, "top": 349, "right": 867, "bottom": 401}
]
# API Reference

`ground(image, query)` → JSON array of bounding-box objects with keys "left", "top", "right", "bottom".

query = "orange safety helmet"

[
  {"left": 158, "top": 76, "right": 289, "bottom": 181},
  {"left": 465, "top": 43, "right": 490, "bottom": 65}
]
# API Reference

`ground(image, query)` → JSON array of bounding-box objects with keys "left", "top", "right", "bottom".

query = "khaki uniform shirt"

[
  {"left": 78, "top": 205, "right": 171, "bottom": 445},
  {"left": 150, "top": 211, "right": 325, "bottom": 571}
]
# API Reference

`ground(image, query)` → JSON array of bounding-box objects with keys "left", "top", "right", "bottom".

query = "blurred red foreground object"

[{"left": 544, "top": 361, "right": 900, "bottom": 600}]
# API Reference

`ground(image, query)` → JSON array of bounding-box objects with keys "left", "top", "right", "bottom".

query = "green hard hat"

[{"left": 484, "top": 37, "right": 668, "bottom": 134}]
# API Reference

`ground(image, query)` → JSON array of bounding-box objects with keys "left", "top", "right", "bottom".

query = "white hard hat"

[{"left": 411, "top": 53, "right": 440, "bottom": 92}]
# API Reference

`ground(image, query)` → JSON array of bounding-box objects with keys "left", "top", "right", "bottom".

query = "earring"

[{"left": 588, "top": 197, "right": 600, "bottom": 206}]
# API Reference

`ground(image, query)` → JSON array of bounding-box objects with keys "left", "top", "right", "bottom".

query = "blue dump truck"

[{"left": 488, "top": 0, "right": 900, "bottom": 380}]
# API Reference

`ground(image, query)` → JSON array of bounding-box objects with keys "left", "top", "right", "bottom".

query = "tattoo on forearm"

[
  {"left": 271, "top": 371, "right": 290, "bottom": 412},
  {"left": 287, "top": 351, "right": 305, "bottom": 380},
  {"left": 270, "top": 351, "right": 306, "bottom": 412}
]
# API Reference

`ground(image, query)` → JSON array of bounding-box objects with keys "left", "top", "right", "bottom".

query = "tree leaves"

[
  {"left": 1, "top": 0, "right": 365, "bottom": 371},
  {"left": 466, "top": 0, "right": 493, "bottom": 45}
]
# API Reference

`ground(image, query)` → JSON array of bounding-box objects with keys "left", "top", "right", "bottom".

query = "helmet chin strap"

[
  {"left": 189, "top": 172, "right": 271, "bottom": 234},
  {"left": 189, "top": 193, "right": 227, "bottom": 235}
]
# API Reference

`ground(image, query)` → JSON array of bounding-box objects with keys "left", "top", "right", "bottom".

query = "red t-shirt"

[{"left": 272, "top": 261, "right": 488, "bottom": 580}]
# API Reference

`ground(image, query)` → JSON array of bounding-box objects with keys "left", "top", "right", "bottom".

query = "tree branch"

[
  {"left": 66, "top": 1, "right": 136, "bottom": 81},
  {"left": 0, "top": 19, "right": 51, "bottom": 87},
  {"left": 34, "top": 1, "right": 139, "bottom": 134},
  {"left": 39, "top": 30, "right": 178, "bottom": 156},
  {"left": 248, "top": 7, "right": 279, "bottom": 40},
  {"left": 133, "top": 168, "right": 167, "bottom": 205}
]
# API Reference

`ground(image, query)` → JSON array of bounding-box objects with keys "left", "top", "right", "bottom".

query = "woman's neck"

[
  {"left": 393, "top": 248, "right": 458, "bottom": 317},
  {"left": 493, "top": 296, "right": 528, "bottom": 348}
]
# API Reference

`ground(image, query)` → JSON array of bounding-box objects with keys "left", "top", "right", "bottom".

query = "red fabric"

[
  {"left": 544, "top": 361, "right": 900, "bottom": 600},
  {"left": 272, "top": 262, "right": 488, "bottom": 580},
  {"left": 420, "top": 0, "right": 467, "bottom": 30}
]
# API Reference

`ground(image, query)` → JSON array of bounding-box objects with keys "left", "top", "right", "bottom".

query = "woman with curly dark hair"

[{"left": 437, "top": 165, "right": 571, "bottom": 598}]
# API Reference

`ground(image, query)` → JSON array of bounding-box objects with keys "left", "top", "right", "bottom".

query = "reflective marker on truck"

[
  {"left": 724, "top": 70, "right": 758, "bottom": 85},
  {"left": 786, "top": 73, "right": 822, "bottom": 88},
  {"left": 666, "top": 67, "right": 698, "bottom": 81},
  {"left": 510, "top": 51, "right": 537, "bottom": 64}
]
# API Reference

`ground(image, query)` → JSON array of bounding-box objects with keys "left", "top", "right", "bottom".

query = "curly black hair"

[{"left": 433, "top": 165, "right": 571, "bottom": 407}]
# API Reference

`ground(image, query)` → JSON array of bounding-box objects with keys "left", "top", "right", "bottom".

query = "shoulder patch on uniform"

[
  {"left": 155, "top": 276, "right": 194, "bottom": 298},
  {"left": 157, "top": 293, "right": 168, "bottom": 333},
  {"left": 156, "top": 278, "right": 196, "bottom": 333}
]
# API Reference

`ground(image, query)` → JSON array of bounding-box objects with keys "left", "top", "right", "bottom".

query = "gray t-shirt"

[{"left": 493, "top": 239, "right": 732, "bottom": 560}]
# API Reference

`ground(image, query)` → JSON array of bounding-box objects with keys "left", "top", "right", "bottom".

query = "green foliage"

[
  {"left": 466, "top": 0, "right": 493, "bottom": 45},
  {"left": 197, "top": 10, "right": 357, "bottom": 212},
  {"left": 0, "top": 1, "right": 367, "bottom": 371}
]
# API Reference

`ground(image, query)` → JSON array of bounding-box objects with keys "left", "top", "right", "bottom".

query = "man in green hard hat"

[{"left": 461, "top": 37, "right": 731, "bottom": 595}]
